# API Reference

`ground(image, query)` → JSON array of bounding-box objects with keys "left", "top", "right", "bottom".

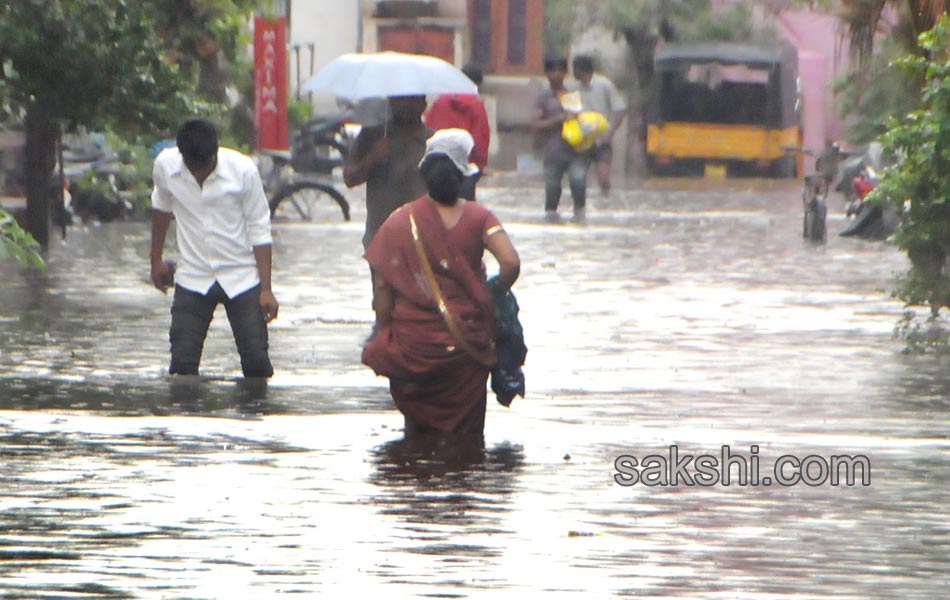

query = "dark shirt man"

[
  {"left": 815, "top": 141, "right": 845, "bottom": 184},
  {"left": 344, "top": 95, "right": 431, "bottom": 248},
  {"left": 533, "top": 56, "right": 587, "bottom": 221}
]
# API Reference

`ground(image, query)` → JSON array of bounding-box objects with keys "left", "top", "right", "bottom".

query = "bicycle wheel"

[{"left": 269, "top": 181, "right": 350, "bottom": 222}]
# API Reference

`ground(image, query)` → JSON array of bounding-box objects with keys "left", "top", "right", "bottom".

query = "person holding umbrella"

[
  {"left": 304, "top": 51, "right": 476, "bottom": 249},
  {"left": 343, "top": 95, "right": 431, "bottom": 250},
  {"left": 305, "top": 51, "right": 480, "bottom": 336}
]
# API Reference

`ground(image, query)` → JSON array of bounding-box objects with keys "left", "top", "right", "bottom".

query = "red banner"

[{"left": 254, "top": 16, "right": 289, "bottom": 151}]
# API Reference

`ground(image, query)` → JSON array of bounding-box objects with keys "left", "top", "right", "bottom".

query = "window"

[
  {"left": 507, "top": 0, "right": 526, "bottom": 65},
  {"left": 472, "top": 0, "right": 492, "bottom": 68}
]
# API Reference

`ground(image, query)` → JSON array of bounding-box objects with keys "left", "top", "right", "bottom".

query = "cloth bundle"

[{"left": 488, "top": 276, "right": 527, "bottom": 407}]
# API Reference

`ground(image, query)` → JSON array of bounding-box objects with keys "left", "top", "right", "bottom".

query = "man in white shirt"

[
  {"left": 149, "top": 118, "right": 279, "bottom": 378},
  {"left": 572, "top": 55, "right": 627, "bottom": 197}
]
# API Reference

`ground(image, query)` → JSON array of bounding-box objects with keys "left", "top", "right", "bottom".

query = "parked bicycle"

[{"left": 259, "top": 113, "right": 351, "bottom": 222}]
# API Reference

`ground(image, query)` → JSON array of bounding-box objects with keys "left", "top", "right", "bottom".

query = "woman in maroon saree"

[{"left": 362, "top": 129, "right": 520, "bottom": 436}]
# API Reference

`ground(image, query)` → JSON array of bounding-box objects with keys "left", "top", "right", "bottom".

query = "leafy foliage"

[
  {"left": 75, "top": 133, "right": 157, "bottom": 217},
  {"left": 833, "top": 33, "right": 921, "bottom": 145},
  {"left": 869, "top": 17, "right": 950, "bottom": 317},
  {"left": 0, "top": 0, "right": 197, "bottom": 134},
  {"left": 143, "top": 0, "right": 272, "bottom": 148},
  {"left": 839, "top": 0, "right": 950, "bottom": 65},
  {"left": 0, "top": 0, "right": 209, "bottom": 250},
  {"left": 0, "top": 208, "right": 43, "bottom": 268},
  {"left": 832, "top": 1, "right": 949, "bottom": 147},
  {"left": 0, "top": 0, "right": 276, "bottom": 252},
  {"left": 597, "top": 0, "right": 766, "bottom": 43},
  {"left": 288, "top": 99, "right": 315, "bottom": 134},
  {"left": 545, "top": 0, "right": 769, "bottom": 54},
  {"left": 544, "top": 0, "right": 576, "bottom": 56}
]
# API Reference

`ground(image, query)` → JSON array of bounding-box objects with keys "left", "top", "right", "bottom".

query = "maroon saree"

[{"left": 362, "top": 196, "right": 499, "bottom": 433}]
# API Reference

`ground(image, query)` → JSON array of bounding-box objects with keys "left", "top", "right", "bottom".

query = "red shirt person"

[
  {"left": 424, "top": 65, "right": 489, "bottom": 199},
  {"left": 853, "top": 173, "right": 875, "bottom": 200}
]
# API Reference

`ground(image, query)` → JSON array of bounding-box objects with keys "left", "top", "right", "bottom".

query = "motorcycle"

[
  {"left": 57, "top": 133, "right": 136, "bottom": 224},
  {"left": 785, "top": 142, "right": 898, "bottom": 242},
  {"left": 839, "top": 164, "right": 900, "bottom": 240}
]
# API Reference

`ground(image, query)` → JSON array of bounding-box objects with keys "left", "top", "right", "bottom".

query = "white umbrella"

[{"left": 301, "top": 51, "right": 477, "bottom": 100}]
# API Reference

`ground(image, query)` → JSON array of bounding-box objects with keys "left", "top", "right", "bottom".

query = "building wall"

[
  {"left": 280, "top": 1, "right": 861, "bottom": 175},
  {"left": 359, "top": 0, "right": 466, "bottom": 19},
  {"left": 769, "top": 10, "right": 851, "bottom": 172},
  {"left": 284, "top": 0, "right": 544, "bottom": 170},
  {"left": 359, "top": 0, "right": 468, "bottom": 65},
  {"left": 467, "top": 0, "right": 544, "bottom": 75},
  {"left": 287, "top": 1, "right": 361, "bottom": 112}
]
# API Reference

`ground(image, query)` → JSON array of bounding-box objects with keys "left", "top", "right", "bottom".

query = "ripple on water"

[{"left": 0, "top": 182, "right": 947, "bottom": 598}]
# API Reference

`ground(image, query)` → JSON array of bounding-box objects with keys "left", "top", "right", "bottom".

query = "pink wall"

[
  {"left": 797, "top": 50, "right": 827, "bottom": 172},
  {"left": 772, "top": 11, "right": 850, "bottom": 172}
]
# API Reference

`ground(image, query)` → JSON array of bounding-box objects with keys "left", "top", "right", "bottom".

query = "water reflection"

[
  {"left": 164, "top": 375, "right": 269, "bottom": 416},
  {"left": 367, "top": 435, "right": 524, "bottom": 592},
  {"left": 370, "top": 434, "right": 523, "bottom": 516},
  {"left": 2, "top": 180, "right": 950, "bottom": 597}
]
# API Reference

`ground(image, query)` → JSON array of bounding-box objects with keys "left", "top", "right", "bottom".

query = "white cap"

[{"left": 419, "top": 128, "right": 479, "bottom": 177}]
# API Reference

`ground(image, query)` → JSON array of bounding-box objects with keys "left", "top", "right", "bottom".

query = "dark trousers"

[
  {"left": 169, "top": 282, "right": 273, "bottom": 378},
  {"left": 544, "top": 154, "right": 588, "bottom": 212}
]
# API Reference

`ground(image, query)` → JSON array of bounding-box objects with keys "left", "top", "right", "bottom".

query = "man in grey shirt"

[
  {"left": 344, "top": 95, "right": 430, "bottom": 249},
  {"left": 572, "top": 55, "right": 627, "bottom": 197},
  {"left": 533, "top": 56, "right": 588, "bottom": 222}
]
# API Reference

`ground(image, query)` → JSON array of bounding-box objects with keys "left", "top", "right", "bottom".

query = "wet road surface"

[{"left": 1, "top": 176, "right": 948, "bottom": 598}]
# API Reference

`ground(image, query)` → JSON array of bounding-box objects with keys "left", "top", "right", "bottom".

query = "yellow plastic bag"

[{"left": 562, "top": 111, "right": 608, "bottom": 152}]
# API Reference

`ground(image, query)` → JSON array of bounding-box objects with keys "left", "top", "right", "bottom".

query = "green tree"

[
  {"left": 868, "top": 17, "right": 950, "bottom": 319},
  {"left": 148, "top": 0, "right": 255, "bottom": 103},
  {"left": 839, "top": 0, "right": 949, "bottom": 64},
  {"left": 144, "top": 0, "right": 272, "bottom": 148},
  {"left": 833, "top": 34, "right": 919, "bottom": 145},
  {"left": 0, "top": 207, "right": 43, "bottom": 268},
  {"left": 0, "top": 0, "right": 197, "bottom": 250},
  {"left": 834, "top": 2, "right": 950, "bottom": 338},
  {"left": 830, "top": 1, "right": 948, "bottom": 147}
]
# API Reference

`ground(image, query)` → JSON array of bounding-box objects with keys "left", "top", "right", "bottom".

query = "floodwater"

[{"left": 1, "top": 176, "right": 948, "bottom": 599}]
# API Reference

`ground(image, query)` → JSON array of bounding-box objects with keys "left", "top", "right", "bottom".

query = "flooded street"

[{"left": 1, "top": 176, "right": 948, "bottom": 599}]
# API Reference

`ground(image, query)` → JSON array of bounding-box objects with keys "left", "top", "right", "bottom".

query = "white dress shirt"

[{"left": 151, "top": 147, "right": 272, "bottom": 298}]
